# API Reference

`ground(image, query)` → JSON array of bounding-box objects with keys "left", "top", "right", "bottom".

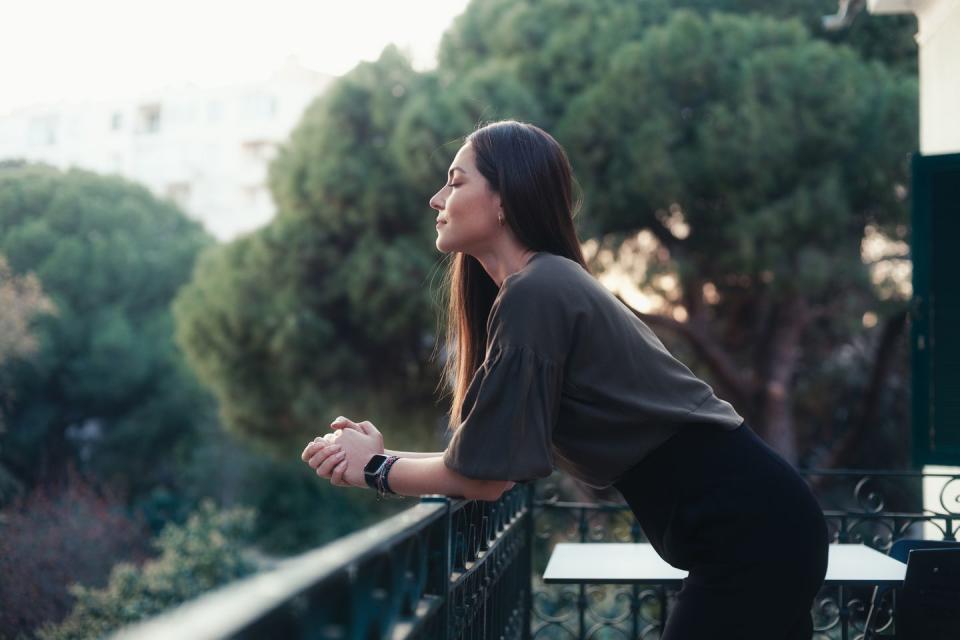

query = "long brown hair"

[{"left": 437, "top": 120, "right": 589, "bottom": 433}]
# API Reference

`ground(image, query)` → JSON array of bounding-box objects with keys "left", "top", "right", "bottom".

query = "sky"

[{"left": 0, "top": 0, "right": 472, "bottom": 116}]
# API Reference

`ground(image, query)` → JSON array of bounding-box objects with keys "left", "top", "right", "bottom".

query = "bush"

[
  {"left": 0, "top": 469, "right": 149, "bottom": 638},
  {"left": 36, "top": 500, "right": 256, "bottom": 640}
]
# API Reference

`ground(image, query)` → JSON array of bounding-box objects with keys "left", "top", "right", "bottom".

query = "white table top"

[{"left": 542, "top": 543, "right": 907, "bottom": 586}]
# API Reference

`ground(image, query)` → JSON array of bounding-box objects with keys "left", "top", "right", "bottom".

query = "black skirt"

[{"left": 612, "top": 420, "right": 829, "bottom": 640}]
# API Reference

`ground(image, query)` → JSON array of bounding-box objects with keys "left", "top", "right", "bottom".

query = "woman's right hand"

[
  {"left": 301, "top": 433, "right": 350, "bottom": 486},
  {"left": 301, "top": 416, "right": 385, "bottom": 487}
]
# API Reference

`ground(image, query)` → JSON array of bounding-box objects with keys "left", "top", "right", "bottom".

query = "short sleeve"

[{"left": 442, "top": 343, "right": 561, "bottom": 483}]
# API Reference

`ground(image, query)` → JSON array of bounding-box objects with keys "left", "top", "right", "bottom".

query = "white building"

[
  {"left": 0, "top": 57, "right": 333, "bottom": 241},
  {"left": 868, "top": 0, "right": 959, "bottom": 155}
]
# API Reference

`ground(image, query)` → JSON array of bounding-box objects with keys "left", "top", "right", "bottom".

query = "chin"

[{"left": 436, "top": 235, "right": 455, "bottom": 254}]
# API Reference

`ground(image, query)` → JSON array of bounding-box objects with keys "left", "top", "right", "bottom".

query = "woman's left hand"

[{"left": 331, "top": 427, "right": 380, "bottom": 488}]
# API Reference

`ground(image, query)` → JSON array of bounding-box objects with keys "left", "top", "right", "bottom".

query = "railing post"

[
  {"left": 422, "top": 495, "right": 453, "bottom": 640},
  {"left": 523, "top": 482, "right": 534, "bottom": 640}
]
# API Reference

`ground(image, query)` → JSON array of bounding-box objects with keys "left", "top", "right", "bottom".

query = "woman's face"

[{"left": 429, "top": 143, "right": 502, "bottom": 255}]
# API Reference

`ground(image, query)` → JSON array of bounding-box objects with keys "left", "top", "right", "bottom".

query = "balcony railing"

[{"left": 109, "top": 468, "right": 958, "bottom": 640}]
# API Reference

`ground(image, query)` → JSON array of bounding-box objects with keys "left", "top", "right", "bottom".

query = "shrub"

[
  {"left": 0, "top": 469, "right": 149, "bottom": 638},
  {"left": 36, "top": 500, "right": 256, "bottom": 640}
]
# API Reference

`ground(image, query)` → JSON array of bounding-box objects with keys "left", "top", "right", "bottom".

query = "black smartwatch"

[{"left": 363, "top": 454, "right": 389, "bottom": 490}]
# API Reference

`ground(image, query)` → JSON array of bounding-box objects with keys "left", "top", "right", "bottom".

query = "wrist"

[{"left": 362, "top": 453, "right": 401, "bottom": 499}]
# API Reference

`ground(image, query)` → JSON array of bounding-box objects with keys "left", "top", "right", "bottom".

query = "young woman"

[{"left": 300, "top": 120, "right": 829, "bottom": 639}]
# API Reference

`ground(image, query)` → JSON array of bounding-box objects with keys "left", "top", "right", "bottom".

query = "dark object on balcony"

[
  {"left": 863, "top": 539, "right": 960, "bottom": 638},
  {"left": 895, "top": 548, "right": 960, "bottom": 640},
  {"left": 896, "top": 548, "right": 960, "bottom": 640}
]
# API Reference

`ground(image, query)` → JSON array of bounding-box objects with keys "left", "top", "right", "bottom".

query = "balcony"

[{"left": 110, "top": 468, "right": 958, "bottom": 640}]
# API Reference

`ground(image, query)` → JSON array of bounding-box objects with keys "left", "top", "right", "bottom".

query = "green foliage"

[
  {"left": 0, "top": 163, "right": 214, "bottom": 500},
  {"left": 0, "top": 470, "right": 150, "bottom": 638},
  {"left": 437, "top": 0, "right": 673, "bottom": 128},
  {"left": 0, "top": 254, "right": 55, "bottom": 368},
  {"left": 36, "top": 500, "right": 256, "bottom": 640},
  {"left": 172, "top": 418, "right": 413, "bottom": 555},
  {"left": 235, "top": 452, "right": 404, "bottom": 555},
  {"left": 175, "top": 46, "right": 449, "bottom": 448},
  {"left": 392, "top": 61, "right": 544, "bottom": 192},
  {"left": 559, "top": 10, "right": 916, "bottom": 295},
  {"left": 436, "top": 0, "right": 915, "bottom": 130},
  {"left": 0, "top": 254, "right": 56, "bottom": 490},
  {"left": 173, "top": 1, "right": 919, "bottom": 464},
  {"left": 682, "top": 0, "right": 918, "bottom": 73}
]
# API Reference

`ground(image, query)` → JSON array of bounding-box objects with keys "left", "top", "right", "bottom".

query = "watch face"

[{"left": 364, "top": 454, "right": 387, "bottom": 474}]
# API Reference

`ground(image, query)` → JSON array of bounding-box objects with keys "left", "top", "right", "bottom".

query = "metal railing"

[
  {"left": 527, "top": 467, "right": 959, "bottom": 640},
  {"left": 111, "top": 485, "right": 533, "bottom": 640},
  {"left": 109, "top": 467, "right": 958, "bottom": 640}
]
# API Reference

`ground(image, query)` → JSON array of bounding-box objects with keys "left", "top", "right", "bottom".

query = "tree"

[
  {"left": 0, "top": 468, "right": 150, "bottom": 638},
  {"left": 0, "top": 163, "right": 214, "bottom": 498},
  {"left": 175, "top": 46, "right": 447, "bottom": 449},
  {"left": 436, "top": 0, "right": 673, "bottom": 129},
  {"left": 435, "top": 0, "right": 916, "bottom": 133},
  {"left": 36, "top": 500, "right": 255, "bottom": 640},
  {"left": 391, "top": 58, "right": 545, "bottom": 199},
  {"left": 557, "top": 10, "right": 917, "bottom": 463},
  {"left": 175, "top": 1, "right": 919, "bottom": 472},
  {"left": 0, "top": 254, "right": 57, "bottom": 499},
  {"left": 0, "top": 254, "right": 55, "bottom": 367}
]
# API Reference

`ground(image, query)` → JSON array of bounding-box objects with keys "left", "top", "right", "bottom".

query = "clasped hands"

[{"left": 300, "top": 416, "right": 384, "bottom": 488}]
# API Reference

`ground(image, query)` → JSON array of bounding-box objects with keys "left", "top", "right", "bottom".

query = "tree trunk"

[{"left": 758, "top": 295, "right": 809, "bottom": 466}]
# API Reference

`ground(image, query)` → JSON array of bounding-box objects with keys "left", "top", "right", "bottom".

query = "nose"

[{"left": 429, "top": 190, "right": 443, "bottom": 211}]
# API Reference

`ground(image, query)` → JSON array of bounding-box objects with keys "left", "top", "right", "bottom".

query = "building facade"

[{"left": 0, "top": 57, "right": 333, "bottom": 241}]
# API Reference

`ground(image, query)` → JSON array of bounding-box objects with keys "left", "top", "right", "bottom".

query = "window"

[
  {"left": 241, "top": 139, "right": 275, "bottom": 161},
  {"left": 27, "top": 115, "right": 58, "bottom": 145},
  {"left": 137, "top": 103, "right": 162, "bottom": 134}
]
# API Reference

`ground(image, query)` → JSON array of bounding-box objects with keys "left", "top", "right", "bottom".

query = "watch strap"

[{"left": 380, "top": 455, "right": 400, "bottom": 495}]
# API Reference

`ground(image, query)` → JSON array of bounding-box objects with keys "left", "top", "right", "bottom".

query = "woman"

[{"left": 300, "top": 120, "right": 829, "bottom": 639}]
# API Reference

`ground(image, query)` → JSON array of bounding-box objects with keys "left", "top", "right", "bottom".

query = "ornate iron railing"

[
  {"left": 110, "top": 485, "right": 534, "bottom": 640},
  {"left": 528, "top": 467, "right": 959, "bottom": 640},
  {"left": 109, "top": 467, "right": 958, "bottom": 640}
]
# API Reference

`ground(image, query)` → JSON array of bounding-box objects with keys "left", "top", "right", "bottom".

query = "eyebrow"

[{"left": 448, "top": 166, "right": 466, "bottom": 177}]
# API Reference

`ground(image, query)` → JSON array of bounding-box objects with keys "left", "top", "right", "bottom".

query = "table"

[{"left": 543, "top": 542, "right": 906, "bottom": 586}]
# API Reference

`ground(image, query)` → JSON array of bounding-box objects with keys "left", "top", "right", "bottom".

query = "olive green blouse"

[{"left": 442, "top": 251, "right": 744, "bottom": 489}]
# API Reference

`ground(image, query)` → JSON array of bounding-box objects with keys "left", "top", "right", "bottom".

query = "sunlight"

[{"left": 0, "top": 0, "right": 471, "bottom": 115}]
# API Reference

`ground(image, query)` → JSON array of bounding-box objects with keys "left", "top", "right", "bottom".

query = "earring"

[{"left": 498, "top": 213, "right": 505, "bottom": 226}]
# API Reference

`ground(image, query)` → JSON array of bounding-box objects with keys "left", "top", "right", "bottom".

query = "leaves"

[
  {"left": 0, "top": 164, "right": 213, "bottom": 495},
  {"left": 35, "top": 500, "right": 255, "bottom": 640}
]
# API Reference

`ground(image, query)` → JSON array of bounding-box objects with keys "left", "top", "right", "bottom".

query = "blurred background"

[{"left": 0, "top": 0, "right": 926, "bottom": 637}]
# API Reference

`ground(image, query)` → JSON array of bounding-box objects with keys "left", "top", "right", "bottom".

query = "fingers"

[
  {"left": 331, "top": 416, "right": 367, "bottom": 435},
  {"left": 302, "top": 440, "right": 325, "bottom": 461},
  {"left": 310, "top": 445, "right": 346, "bottom": 478},
  {"left": 330, "top": 457, "right": 348, "bottom": 486}
]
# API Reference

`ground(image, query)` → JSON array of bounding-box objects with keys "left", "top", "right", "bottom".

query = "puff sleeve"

[
  {"left": 443, "top": 344, "right": 561, "bottom": 482},
  {"left": 442, "top": 279, "right": 571, "bottom": 483}
]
